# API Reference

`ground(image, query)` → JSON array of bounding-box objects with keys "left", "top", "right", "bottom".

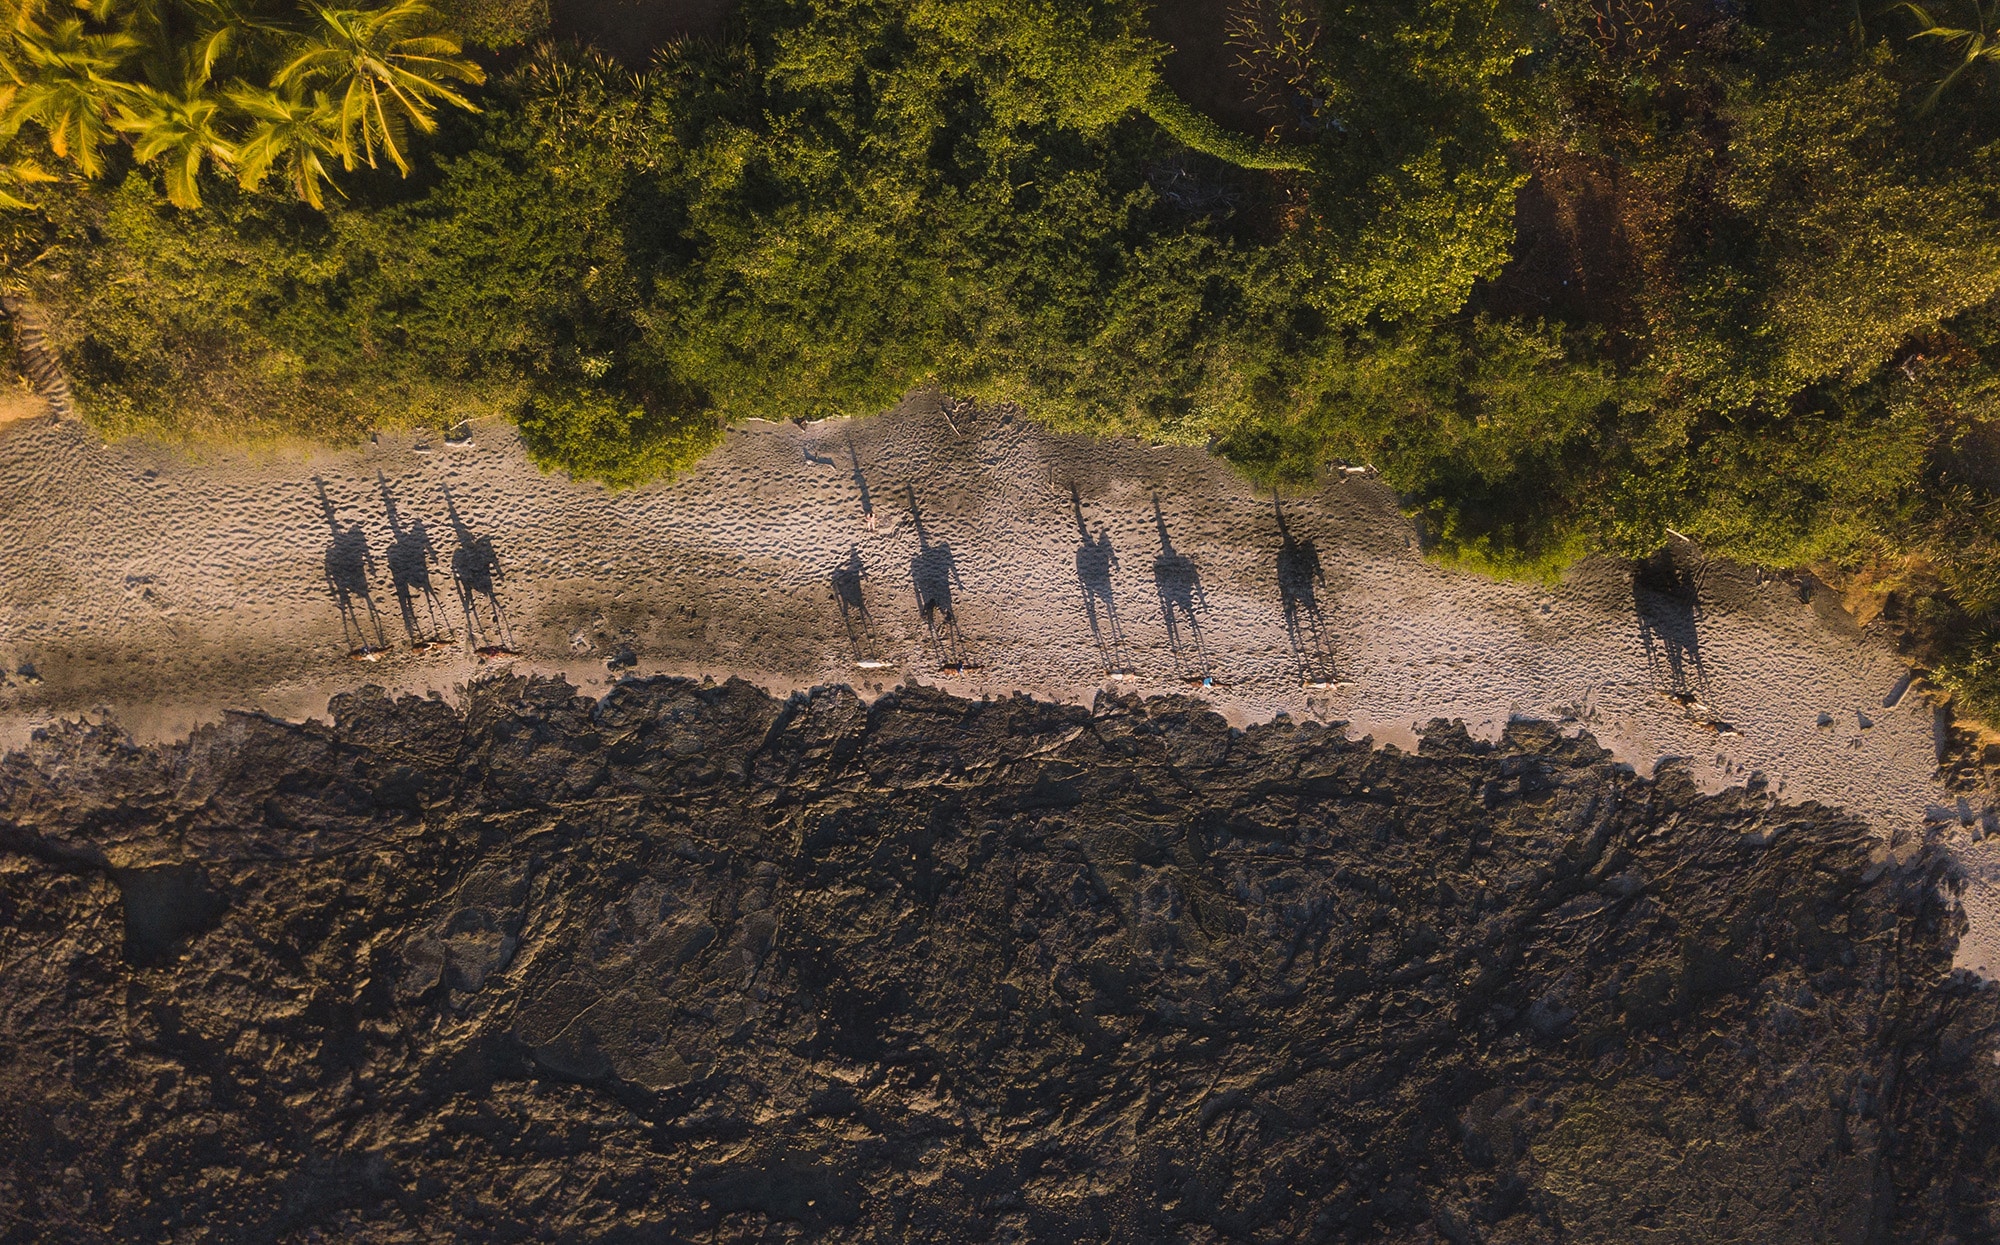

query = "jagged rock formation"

[{"left": 1, "top": 676, "right": 1997, "bottom": 1242}]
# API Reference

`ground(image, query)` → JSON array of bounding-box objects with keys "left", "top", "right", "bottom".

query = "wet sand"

[{"left": 3, "top": 391, "right": 1996, "bottom": 968}]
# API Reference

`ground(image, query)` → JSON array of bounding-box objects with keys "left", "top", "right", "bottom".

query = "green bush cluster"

[{"left": 17, "top": 0, "right": 1542, "bottom": 479}]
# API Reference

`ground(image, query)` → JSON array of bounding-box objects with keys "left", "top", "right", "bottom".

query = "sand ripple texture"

[{"left": 3, "top": 394, "right": 1997, "bottom": 967}]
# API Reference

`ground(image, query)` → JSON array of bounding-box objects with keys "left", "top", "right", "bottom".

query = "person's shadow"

[
  {"left": 847, "top": 434, "right": 877, "bottom": 529},
  {"left": 1634, "top": 546, "right": 1708, "bottom": 703},
  {"left": 442, "top": 484, "right": 511, "bottom": 650},
  {"left": 906, "top": 487, "right": 968, "bottom": 667},
  {"left": 831, "top": 545, "right": 880, "bottom": 663},
  {"left": 1071, "top": 484, "right": 1128, "bottom": 676},
  {"left": 1151, "top": 494, "right": 1209, "bottom": 681},
  {"left": 314, "top": 478, "right": 385, "bottom": 654},
  {"left": 380, "top": 473, "right": 446, "bottom": 647},
  {"left": 1275, "top": 493, "right": 1335, "bottom": 686}
]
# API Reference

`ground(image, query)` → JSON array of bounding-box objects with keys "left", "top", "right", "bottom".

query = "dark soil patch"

[
  {"left": 1949, "top": 420, "right": 2000, "bottom": 497},
  {"left": 1479, "top": 149, "right": 1636, "bottom": 332},
  {"left": 112, "top": 864, "right": 223, "bottom": 966},
  {"left": 1151, "top": 0, "right": 1272, "bottom": 137},
  {"left": 549, "top": 0, "right": 734, "bottom": 64}
]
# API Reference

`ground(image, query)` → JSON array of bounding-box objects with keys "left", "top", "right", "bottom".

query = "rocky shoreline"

[{"left": 2, "top": 675, "right": 1996, "bottom": 1241}]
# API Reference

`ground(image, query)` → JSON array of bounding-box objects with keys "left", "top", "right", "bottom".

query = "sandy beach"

[{"left": 4, "top": 391, "right": 1996, "bottom": 966}]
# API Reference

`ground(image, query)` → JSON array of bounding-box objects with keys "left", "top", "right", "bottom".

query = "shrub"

[{"left": 516, "top": 387, "right": 721, "bottom": 489}]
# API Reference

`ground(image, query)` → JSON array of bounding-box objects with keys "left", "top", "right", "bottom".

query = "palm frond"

[
  {"left": 114, "top": 80, "right": 232, "bottom": 206},
  {"left": 1900, "top": 0, "right": 2000, "bottom": 110},
  {"left": 271, "top": 1, "right": 482, "bottom": 177},
  {"left": 228, "top": 83, "right": 340, "bottom": 207},
  {"left": 0, "top": 151, "right": 57, "bottom": 209},
  {"left": 2, "top": 16, "right": 139, "bottom": 175}
]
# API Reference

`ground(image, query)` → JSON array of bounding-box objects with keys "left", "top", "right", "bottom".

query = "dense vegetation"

[{"left": 6, "top": 0, "right": 2000, "bottom": 719}]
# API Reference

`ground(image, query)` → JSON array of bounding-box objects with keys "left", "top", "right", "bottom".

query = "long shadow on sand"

[
  {"left": 907, "top": 488, "right": 970, "bottom": 670},
  {"left": 1275, "top": 494, "right": 1336, "bottom": 688},
  {"left": 379, "top": 474, "right": 448, "bottom": 648},
  {"left": 315, "top": 478, "right": 386, "bottom": 655},
  {"left": 1151, "top": 495, "right": 1210, "bottom": 683},
  {"left": 831, "top": 545, "right": 884, "bottom": 665},
  {"left": 1071, "top": 485, "right": 1130, "bottom": 677},
  {"left": 847, "top": 434, "right": 878, "bottom": 529},
  {"left": 442, "top": 484, "right": 513, "bottom": 653},
  {"left": 1634, "top": 546, "right": 1709, "bottom": 705}
]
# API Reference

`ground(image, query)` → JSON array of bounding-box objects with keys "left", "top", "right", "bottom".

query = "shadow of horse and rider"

[
  {"left": 825, "top": 474, "right": 1348, "bottom": 689},
  {"left": 1065, "top": 488, "right": 1338, "bottom": 690},
  {"left": 830, "top": 544, "right": 892, "bottom": 669},
  {"left": 1632, "top": 544, "right": 1725, "bottom": 728},
  {"left": 314, "top": 477, "right": 513, "bottom": 659},
  {"left": 333, "top": 456, "right": 1357, "bottom": 688},
  {"left": 1148, "top": 495, "right": 1215, "bottom": 685},
  {"left": 1058, "top": 487, "right": 1216, "bottom": 684},
  {"left": 822, "top": 486, "right": 974, "bottom": 674},
  {"left": 1274, "top": 495, "right": 1339, "bottom": 688},
  {"left": 905, "top": 487, "right": 975, "bottom": 672},
  {"left": 870, "top": 486, "right": 1230, "bottom": 685},
  {"left": 1071, "top": 485, "right": 1132, "bottom": 678}
]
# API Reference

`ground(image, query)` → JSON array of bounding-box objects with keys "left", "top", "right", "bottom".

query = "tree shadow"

[
  {"left": 442, "top": 483, "right": 513, "bottom": 654},
  {"left": 1275, "top": 493, "right": 1336, "bottom": 688},
  {"left": 1151, "top": 494, "right": 1211, "bottom": 683},
  {"left": 831, "top": 545, "right": 886, "bottom": 666},
  {"left": 907, "top": 487, "right": 970, "bottom": 670},
  {"left": 314, "top": 477, "right": 385, "bottom": 656},
  {"left": 379, "top": 473, "right": 449, "bottom": 649},
  {"left": 1634, "top": 546, "right": 1709, "bottom": 706},
  {"left": 1071, "top": 484, "right": 1130, "bottom": 677}
]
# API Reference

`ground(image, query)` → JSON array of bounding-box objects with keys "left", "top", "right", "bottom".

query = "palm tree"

[
  {"left": 0, "top": 17, "right": 138, "bottom": 177},
  {"left": 1899, "top": 1, "right": 2000, "bottom": 111},
  {"left": 116, "top": 79, "right": 232, "bottom": 207},
  {"left": 229, "top": 83, "right": 339, "bottom": 207},
  {"left": 272, "top": 0, "right": 481, "bottom": 176}
]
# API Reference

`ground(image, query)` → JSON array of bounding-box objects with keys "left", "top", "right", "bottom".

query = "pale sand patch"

[
  {"left": 0, "top": 388, "right": 49, "bottom": 428},
  {"left": 1, "top": 392, "right": 1994, "bottom": 969}
]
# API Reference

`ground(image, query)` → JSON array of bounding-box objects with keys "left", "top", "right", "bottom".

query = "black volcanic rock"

[{"left": 1, "top": 675, "right": 1998, "bottom": 1242}]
